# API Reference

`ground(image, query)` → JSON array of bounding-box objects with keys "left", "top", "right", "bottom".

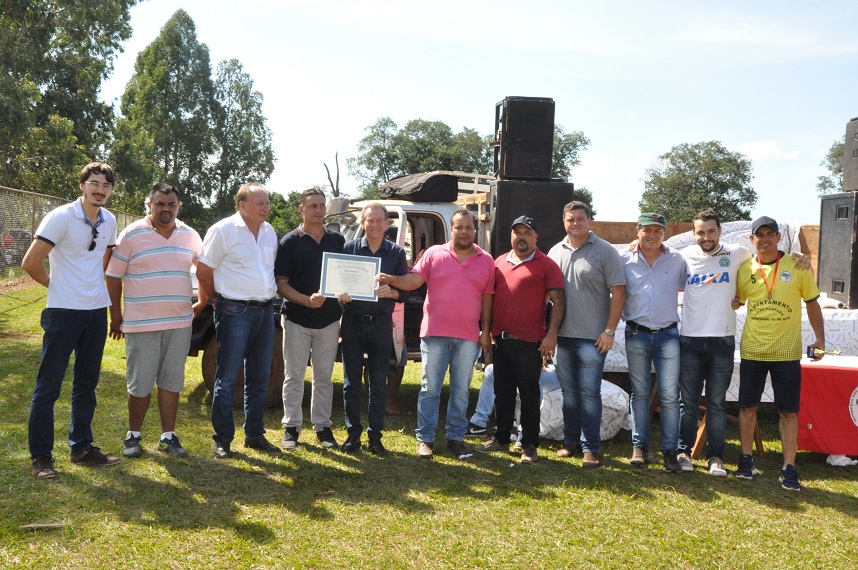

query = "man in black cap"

[
  {"left": 474, "top": 215, "right": 565, "bottom": 464},
  {"left": 734, "top": 216, "right": 825, "bottom": 491}
]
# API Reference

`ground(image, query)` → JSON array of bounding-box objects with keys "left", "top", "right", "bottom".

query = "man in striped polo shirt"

[{"left": 107, "top": 182, "right": 205, "bottom": 458}]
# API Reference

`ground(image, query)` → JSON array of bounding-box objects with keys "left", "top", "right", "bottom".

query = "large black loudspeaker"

[
  {"left": 490, "top": 179, "right": 574, "bottom": 258},
  {"left": 843, "top": 117, "right": 858, "bottom": 191},
  {"left": 817, "top": 192, "right": 858, "bottom": 308},
  {"left": 494, "top": 96, "right": 555, "bottom": 180}
]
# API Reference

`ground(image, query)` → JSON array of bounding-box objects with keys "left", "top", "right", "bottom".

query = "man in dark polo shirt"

[
  {"left": 337, "top": 203, "right": 408, "bottom": 456},
  {"left": 275, "top": 188, "right": 345, "bottom": 450},
  {"left": 474, "top": 215, "right": 565, "bottom": 464}
]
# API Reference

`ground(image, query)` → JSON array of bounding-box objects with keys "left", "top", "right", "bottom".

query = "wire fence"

[{"left": 0, "top": 185, "right": 141, "bottom": 279}]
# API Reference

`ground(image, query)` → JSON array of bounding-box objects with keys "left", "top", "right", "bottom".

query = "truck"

[{"left": 190, "top": 170, "right": 573, "bottom": 407}]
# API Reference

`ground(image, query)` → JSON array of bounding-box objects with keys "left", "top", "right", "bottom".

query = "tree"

[
  {"left": 268, "top": 191, "right": 303, "bottom": 238},
  {"left": 552, "top": 125, "right": 591, "bottom": 179},
  {"left": 115, "top": 9, "right": 216, "bottom": 226},
  {"left": 347, "top": 117, "right": 399, "bottom": 196},
  {"left": 209, "top": 59, "right": 275, "bottom": 220},
  {"left": 640, "top": 141, "right": 757, "bottom": 223},
  {"left": 0, "top": 1, "right": 138, "bottom": 192},
  {"left": 574, "top": 186, "right": 597, "bottom": 219},
  {"left": 817, "top": 136, "right": 845, "bottom": 195}
]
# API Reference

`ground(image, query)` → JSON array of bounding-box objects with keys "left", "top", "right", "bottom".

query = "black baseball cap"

[
  {"left": 751, "top": 216, "right": 779, "bottom": 234},
  {"left": 510, "top": 215, "right": 537, "bottom": 233}
]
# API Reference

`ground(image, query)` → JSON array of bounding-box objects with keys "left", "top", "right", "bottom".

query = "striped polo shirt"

[{"left": 106, "top": 217, "right": 202, "bottom": 333}]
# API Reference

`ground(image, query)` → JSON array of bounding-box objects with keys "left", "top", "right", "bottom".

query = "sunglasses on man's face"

[{"left": 88, "top": 226, "right": 98, "bottom": 251}]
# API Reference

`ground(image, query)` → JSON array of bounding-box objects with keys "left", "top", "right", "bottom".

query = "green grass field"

[{"left": 1, "top": 283, "right": 857, "bottom": 569}]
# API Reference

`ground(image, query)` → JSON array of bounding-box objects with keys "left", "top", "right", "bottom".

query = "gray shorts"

[{"left": 125, "top": 326, "right": 192, "bottom": 396}]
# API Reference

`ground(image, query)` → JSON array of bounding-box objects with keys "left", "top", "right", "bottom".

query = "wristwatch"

[{"left": 603, "top": 329, "right": 615, "bottom": 337}]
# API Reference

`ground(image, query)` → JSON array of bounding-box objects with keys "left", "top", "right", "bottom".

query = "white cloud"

[{"left": 733, "top": 140, "right": 800, "bottom": 162}]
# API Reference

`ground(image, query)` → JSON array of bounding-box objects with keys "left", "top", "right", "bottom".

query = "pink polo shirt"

[
  {"left": 411, "top": 242, "right": 495, "bottom": 342},
  {"left": 106, "top": 217, "right": 202, "bottom": 333}
]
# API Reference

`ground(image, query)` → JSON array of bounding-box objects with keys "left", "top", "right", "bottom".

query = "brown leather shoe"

[
  {"left": 520, "top": 444, "right": 538, "bottom": 464},
  {"left": 556, "top": 444, "right": 580, "bottom": 458},
  {"left": 416, "top": 441, "right": 434, "bottom": 459},
  {"left": 582, "top": 451, "right": 601, "bottom": 468},
  {"left": 630, "top": 446, "right": 647, "bottom": 467}
]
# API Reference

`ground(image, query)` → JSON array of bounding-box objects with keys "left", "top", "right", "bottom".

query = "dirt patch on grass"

[{"left": 0, "top": 275, "right": 36, "bottom": 295}]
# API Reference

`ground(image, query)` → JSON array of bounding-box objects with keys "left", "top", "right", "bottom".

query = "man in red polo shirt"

[{"left": 474, "top": 215, "right": 566, "bottom": 464}]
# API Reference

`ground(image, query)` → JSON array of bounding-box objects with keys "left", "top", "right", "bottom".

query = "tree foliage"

[
  {"left": 552, "top": 126, "right": 591, "bottom": 179},
  {"left": 573, "top": 186, "right": 597, "bottom": 219},
  {"left": 268, "top": 191, "right": 303, "bottom": 238},
  {"left": 0, "top": 0, "right": 138, "bottom": 192},
  {"left": 117, "top": 9, "right": 215, "bottom": 225},
  {"left": 111, "top": 10, "right": 275, "bottom": 229},
  {"left": 640, "top": 141, "right": 757, "bottom": 223},
  {"left": 817, "top": 136, "right": 845, "bottom": 195},
  {"left": 347, "top": 117, "right": 492, "bottom": 197},
  {"left": 210, "top": 59, "right": 276, "bottom": 220}
]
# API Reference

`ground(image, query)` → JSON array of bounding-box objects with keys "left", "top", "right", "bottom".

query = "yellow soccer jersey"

[{"left": 737, "top": 252, "right": 820, "bottom": 361}]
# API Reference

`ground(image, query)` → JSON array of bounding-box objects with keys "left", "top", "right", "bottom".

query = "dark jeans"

[
  {"left": 211, "top": 298, "right": 274, "bottom": 444},
  {"left": 493, "top": 337, "right": 542, "bottom": 447},
  {"left": 677, "top": 335, "right": 735, "bottom": 460},
  {"left": 29, "top": 307, "right": 108, "bottom": 458},
  {"left": 341, "top": 313, "right": 392, "bottom": 440}
]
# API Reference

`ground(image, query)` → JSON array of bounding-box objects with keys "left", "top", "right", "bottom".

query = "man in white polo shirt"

[
  {"left": 196, "top": 183, "right": 280, "bottom": 459},
  {"left": 106, "top": 182, "right": 204, "bottom": 459},
  {"left": 22, "top": 162, "right": 120, "bottom": 479}
]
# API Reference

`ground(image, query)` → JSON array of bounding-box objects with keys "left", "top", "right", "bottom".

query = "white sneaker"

[
  {"left": 826, "top": 454, "right": 858, "bottom": 467},
  {"left": 708, "top": 457, "right": 728, "bottom": 477},
  {"left": 677, "top": 452, "right": 694, "bottom": 472}
]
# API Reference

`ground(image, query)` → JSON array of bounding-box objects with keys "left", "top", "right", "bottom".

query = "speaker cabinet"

[
  {"left": 818, "top": 191, "right": 858, "bottom": 308},
  {"left": 494, "top": 96, "right": 555, "bottom": 180},
  {"left": 843, "top": 117, "right": 858, "bottom": 192},
  {"left": 489, "top": 179, "right": 574, "bottom": 258}
]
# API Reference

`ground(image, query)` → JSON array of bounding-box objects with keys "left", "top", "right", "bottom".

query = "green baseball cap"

[{"left": 638, "top": 212, "right": 666, "bottom": 227}]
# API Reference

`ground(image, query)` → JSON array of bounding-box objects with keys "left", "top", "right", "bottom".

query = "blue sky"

[{"left": 99, "top": 0, "right": 858, "bottom": 224}]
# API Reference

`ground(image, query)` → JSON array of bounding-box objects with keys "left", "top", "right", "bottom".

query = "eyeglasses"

[
  {"left": 88, "top": 226, "right": 98, "bottom": 251},
  {"left": 85, "top": 181, "right": 114, "bottom": 190}
]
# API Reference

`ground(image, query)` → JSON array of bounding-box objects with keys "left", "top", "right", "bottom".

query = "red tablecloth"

[{"left": 798, "top": 356, "right": 858, "bottom": 454}]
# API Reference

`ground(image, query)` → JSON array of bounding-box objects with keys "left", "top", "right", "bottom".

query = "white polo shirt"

[
  {"left": 199, "top": 212, "right": 277, "bottom": 301},
  {"left": 35, "top": 198, "right": 117, "bottom": 310},
  {"left": 680, "top": 242, "right": 751, "bottom": 337}
]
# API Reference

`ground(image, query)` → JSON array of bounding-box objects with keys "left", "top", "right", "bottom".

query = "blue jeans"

[
  {"left": 417, "top": 336, "right": 479, "bottom": 442},
  {"left": 555, "top": 337, "right": 606, "bottom": 453},
  {"left": 341, "top": 313, "right": 393, "bottom": 440},
  {"left": 678, "top": 335, "right": 735, "bottom": 460},
  {"left": 625, "top": 326, "right": 680, "bottom": 452},
  {"left": 29, "top": 307, "right": 108, "bottom": 458},
  {"left": 211, "top": 298, "right": 274, "bottom": 444}
]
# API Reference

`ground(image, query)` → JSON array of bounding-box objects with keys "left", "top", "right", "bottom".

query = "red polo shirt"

[{"left": 492, "top": 248, "right": 564, "bottom": 343}]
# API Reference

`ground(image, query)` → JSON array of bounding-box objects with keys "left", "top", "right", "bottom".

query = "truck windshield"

[{"left": 324, "top": 209, "right": 362, "bottom": 241}]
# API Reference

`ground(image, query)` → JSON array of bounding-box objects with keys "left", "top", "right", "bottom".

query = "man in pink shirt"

[
  {"left": 107, "top": 182, "right": 205, "bottom": 459},
  {"left": 380, "top": 209, "right": 494, "bottom": 459}
]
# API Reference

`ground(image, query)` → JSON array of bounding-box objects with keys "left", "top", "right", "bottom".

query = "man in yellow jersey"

[{"left": 735, "top": 216, "right": 825, "bottom": 491}]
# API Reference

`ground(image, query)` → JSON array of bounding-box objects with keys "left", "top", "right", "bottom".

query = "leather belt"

[
  {"left": 498, "top": 331, "right": 519, "bottom": 340},
  {"left": 626, "top": 320, "right": 677, "bottom": 334},
  {"left": 346, "top": 313, "right": 387, "bottom": 322},
  {"left": 217, "top": 295, "right": 273, "bottom": 307}
]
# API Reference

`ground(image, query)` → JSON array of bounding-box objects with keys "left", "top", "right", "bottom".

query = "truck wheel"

[{"left": 201, "top": 328, "right": 285, "bottom": 409}]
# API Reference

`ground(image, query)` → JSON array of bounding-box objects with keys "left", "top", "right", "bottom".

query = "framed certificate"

[{"left": 320, "top": 252, "right": 381, "bottom": 302}]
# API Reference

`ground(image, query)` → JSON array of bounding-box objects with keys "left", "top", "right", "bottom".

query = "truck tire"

[{"left": 201, "top": 328, "right": 284, "bottom": 410}]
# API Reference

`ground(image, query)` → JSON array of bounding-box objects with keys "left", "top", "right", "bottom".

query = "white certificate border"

[{"left": 320, "top": 251, "right": 381, "bottom": 302}]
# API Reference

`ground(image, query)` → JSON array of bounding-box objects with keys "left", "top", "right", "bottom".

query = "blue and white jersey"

[{"left": 680, "top": 242, "right": 751, "bottom": 337}]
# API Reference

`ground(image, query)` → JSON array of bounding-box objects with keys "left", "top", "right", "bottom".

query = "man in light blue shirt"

[{"left": 620, "top": 213, "right": 687, "bottom": 472}]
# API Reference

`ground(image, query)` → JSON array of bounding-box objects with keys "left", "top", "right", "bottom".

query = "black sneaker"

[
  {"left": 32, "top": 456, "right": 56, "bottom": 479},
  {"left": 465, "top": 422, "right": 487, "bottom": 438},
  {"left": 367, "top": 439, "right": 387, "bottom": 457},
  {"left": 70, "top": 446, "right": 119, "bottom": 466},
  {"left": 779, "top": 464, "right": 802, "bottom": 491},
  {"left": 734, "top": 454, "right": 759, "bottom": 480},
  {"left": 663, "top": 450, "right": 681, "bottom": 473},
  {"left": 122, "top": 433, "right": 143, "bottom": 458},
  {"left": 446, "top": 439, "right": 473, "bottom": 458},
  {"left": 244, "top": 435, "right": 281, "bottom": 454},
  {"left": 281, "top": 427, "right": 300, "bottom": 450},
  {"left": 159, "top": 434, "right": 189, "bottom": 458},
  {"left": 316, "top": 427, "right": 339, "bottom": 450},
  {"left": 342, "top": 434, "right": 361, "bottom": 453}
]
